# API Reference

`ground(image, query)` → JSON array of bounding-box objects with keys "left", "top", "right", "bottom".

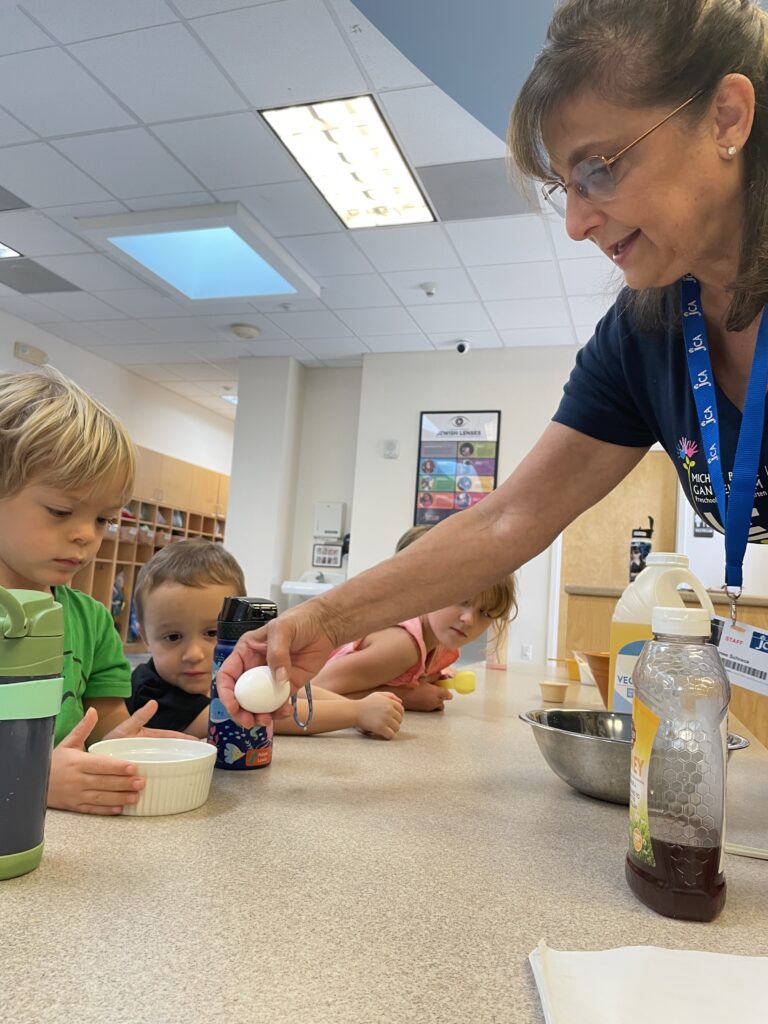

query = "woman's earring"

[{"left": 727, "top": 145, "right": 737, "bottom": 157}]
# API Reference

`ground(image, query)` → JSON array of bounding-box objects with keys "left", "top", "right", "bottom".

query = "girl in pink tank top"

[{"left": 314, "top": 575, "right": 516, "bottom": 713}]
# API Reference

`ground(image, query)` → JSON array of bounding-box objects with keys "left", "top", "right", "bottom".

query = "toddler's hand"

[
  {"left": 48, "top": 708, "right": 145, "bottom": 816},
  {"left": 103, "top": 700, "right": 190, "bottom": 742},
  {"left": 401, "top": 681, "right": 454, "bottom": 712},
  {"left": 355, "top": 692, "right": 404, "bottom": 740}
]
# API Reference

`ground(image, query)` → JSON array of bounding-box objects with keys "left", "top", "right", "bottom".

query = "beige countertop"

[
  {"left": 565, "top": 584, "right": 768, "bottom": 607},
  {"left": 2, "top": 666, "right": 767, "bottom": 1024}
]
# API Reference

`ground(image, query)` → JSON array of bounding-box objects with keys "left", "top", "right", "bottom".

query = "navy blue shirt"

[{"left": 553, "top": 290, "right": 768, "bottom": 544}]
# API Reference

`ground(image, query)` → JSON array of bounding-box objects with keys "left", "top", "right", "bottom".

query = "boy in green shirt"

[{"left": 0, "top": 369, "right": 183, "bottom": 815}]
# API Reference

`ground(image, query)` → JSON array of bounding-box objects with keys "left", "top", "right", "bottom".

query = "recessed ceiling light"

[
  {"left": 220, "top": 394, "right": 239, "bottom": 405},
  {"left": 0, "top": 241, "right": 22, "bottom": 259},
  {"left": 262, "top": 95, "right": 434, "bottom": 229},
  {"left": 77, "top": 203, "right": 320, "bottom": 302}
]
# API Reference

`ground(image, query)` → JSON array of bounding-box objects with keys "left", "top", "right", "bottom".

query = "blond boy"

[
  {"left": 0, "top": 369, "right": 183, "bottom": 816},
  {"left": 130, "top": 539, "right": 404, "bottom": 740}
]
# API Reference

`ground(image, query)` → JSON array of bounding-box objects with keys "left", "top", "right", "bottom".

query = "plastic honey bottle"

[
  {"left": 608, "top": 553, "right": 713, "bottom": 712},
  {"left": 626, "top": 606, "right": 729, "bottom": 921}
]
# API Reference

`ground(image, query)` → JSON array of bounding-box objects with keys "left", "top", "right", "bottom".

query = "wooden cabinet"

[
  {"left": 72, "top": 446, "right": 230, "bottom": 651},
  {"left": 217, "top": 473, "right": 229, "bottom": 517}
]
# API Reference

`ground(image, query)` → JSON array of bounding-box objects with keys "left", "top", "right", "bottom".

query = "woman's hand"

[{"left": 217, "top": 602, "right": 339, "bottom": 728}]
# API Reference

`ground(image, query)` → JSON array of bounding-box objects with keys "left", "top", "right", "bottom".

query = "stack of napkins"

[{"left": 529, "top": 941, "right": 768, "bottom": 1023}]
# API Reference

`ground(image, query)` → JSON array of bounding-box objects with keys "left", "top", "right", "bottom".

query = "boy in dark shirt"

[{"left": 128, "top": 540, "right": 403, "bottom": 740}]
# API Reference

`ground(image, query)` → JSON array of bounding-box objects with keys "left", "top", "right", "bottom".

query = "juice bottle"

[
  {"left": 626, "top": 606, "right": 729, "bottom": 921},
  {"left": 608, "top": 553, "right": 713, "bottom": 712}
]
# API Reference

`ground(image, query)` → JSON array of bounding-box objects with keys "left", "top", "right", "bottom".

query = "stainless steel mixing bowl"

[{"left": 520, "top": 709, "right": 749, "bottom": 805}]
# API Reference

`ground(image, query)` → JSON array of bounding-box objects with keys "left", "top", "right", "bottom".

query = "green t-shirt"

[{"left": 53, "top": 586, "right": 131, "bottom": 745}]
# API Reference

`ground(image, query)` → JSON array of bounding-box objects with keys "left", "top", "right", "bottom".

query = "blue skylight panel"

[{"left": 108, "top": 226, "right": 297, "bottom": 299}]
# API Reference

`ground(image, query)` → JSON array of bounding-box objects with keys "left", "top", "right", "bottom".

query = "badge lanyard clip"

[
  {"left": 290, "top": 683, "right": 313, "bottom": 729},
  {"left": 681, "top": 276, "right": 768, "bottom": 616}
]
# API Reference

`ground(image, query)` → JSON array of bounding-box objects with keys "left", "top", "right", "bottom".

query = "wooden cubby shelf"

[{"left": 71, "top": 445, "right": 229, "bottom": 652}]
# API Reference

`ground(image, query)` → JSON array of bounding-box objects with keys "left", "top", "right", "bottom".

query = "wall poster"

[{"left": 414, "top": 410, "right": 501, "bottom": 526}]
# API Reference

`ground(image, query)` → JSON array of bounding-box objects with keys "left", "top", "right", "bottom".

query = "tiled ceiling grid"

[{"left": 0, "top": 0, "right": 621, "bottom": 420}]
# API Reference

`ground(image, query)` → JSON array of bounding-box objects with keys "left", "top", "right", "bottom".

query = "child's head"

[
  {"left": 0, "top": 369, "right": 135, "bottom": 590},
  {"left": 134, "top": 540, "right": 245, "bottom": 695},
  {"left": 426, "top": 575, "right": 517, "bottom": 652}
]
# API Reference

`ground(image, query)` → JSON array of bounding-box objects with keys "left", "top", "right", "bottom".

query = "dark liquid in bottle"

[{"left": 626, "top": 837, "right": 726, "bottom": 921}]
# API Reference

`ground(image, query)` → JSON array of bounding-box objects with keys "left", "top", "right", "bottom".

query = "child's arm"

[
  {"left": 273, "top": 688, "right": 403, "bottom": 739},
  {"left": 312, "top": 627, "right": 419, "bottom": 696}
]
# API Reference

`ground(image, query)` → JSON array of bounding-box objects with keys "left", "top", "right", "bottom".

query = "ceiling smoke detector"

[{"left": 229, "top": 323, "right": 261, "bottom": 340}]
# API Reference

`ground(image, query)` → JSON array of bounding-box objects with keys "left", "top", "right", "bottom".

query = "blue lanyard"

[{"left": 681, "top": 274, "right": 768, "bottom": 593}]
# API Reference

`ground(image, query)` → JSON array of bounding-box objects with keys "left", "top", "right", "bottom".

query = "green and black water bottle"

[{"left": 0, "top": 586, "right": 64, "bottom": 881}]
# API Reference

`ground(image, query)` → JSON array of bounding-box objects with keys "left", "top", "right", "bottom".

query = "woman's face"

[{"left": 543, "top": 89, "right": 745, "bottom": 292}]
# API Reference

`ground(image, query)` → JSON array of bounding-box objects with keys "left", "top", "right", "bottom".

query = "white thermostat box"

[{"left": 313, "top": 501, "right": 345, "bottom": 539}]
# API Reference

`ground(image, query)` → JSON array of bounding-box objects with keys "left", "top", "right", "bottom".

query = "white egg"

[{"left": 234, "top": 666, "right": 291, "bottom": 714}]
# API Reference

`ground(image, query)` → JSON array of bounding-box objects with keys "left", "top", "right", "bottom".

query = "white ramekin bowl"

[{"left": 89, "top": 737, "right": 216, "bottom": 816}]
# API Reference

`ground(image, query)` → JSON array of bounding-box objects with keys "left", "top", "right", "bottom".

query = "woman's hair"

[
  {"left": 508, "top": 0, "right": 768, "bottom": 332},
  {"left": 395, "top": 524, "right": 434, "bottom": 552},
  {"left": 0, "top": 368, "right": 136, "bottom": 499},
  {"left": 134, "top": 539, "right": 246, "bottom": 622}
]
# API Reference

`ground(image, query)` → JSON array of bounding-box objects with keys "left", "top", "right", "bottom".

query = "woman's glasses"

[{"left": 541, "top": 92, "right": 703, "bottom": 217}]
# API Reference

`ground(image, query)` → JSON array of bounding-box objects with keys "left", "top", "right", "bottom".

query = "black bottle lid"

[{"left": 217, "top": 596, "right": 278, "bottom": 642}]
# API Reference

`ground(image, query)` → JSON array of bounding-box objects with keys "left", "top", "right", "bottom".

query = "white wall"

[
  {"left": 289, "top": 366, "right": 362, "bottom": 579},
  {"left": 0, "top": 311, "right": 234, "bottom": 473},
  {"left": 346, "top": 346, "right": 578, "bottom": 665},
  {"left": 676, "top": 488, "right": 768, "bottom": 596}
]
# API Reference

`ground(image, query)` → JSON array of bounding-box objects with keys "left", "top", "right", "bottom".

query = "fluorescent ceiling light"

[
  {"left": 76, "top": 203, "right": 320, "bottom": 302},
  {"left": 262, "top": 95, "right": 434, "bottom": 229},
  {"left": 0, "top": 241, "right": 21, "bottom": 258},
  {"left": 220, "top": 394, "right": 239, "bottom": 405}
]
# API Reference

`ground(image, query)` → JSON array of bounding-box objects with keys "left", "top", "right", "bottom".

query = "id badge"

[{"left": 711, "top": 616, "right": 768, "bottom": 697}]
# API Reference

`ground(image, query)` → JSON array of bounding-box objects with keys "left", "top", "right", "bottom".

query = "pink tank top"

[{"left": 328, "top": 617, "right": 459, "bottom": 688}]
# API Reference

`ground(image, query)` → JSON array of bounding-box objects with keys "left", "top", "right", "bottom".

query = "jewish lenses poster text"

[{"left": 414, "top": 411, "right": 500, "bottom": 526}]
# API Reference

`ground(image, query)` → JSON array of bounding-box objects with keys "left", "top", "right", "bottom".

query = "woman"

[{"left": 220, "top": 0, "right": 768, "bottom": 725}]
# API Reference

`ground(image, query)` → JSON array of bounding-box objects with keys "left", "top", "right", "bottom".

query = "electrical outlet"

[{"left": 521, "top": 644, "right": 533, "bottom": 662}]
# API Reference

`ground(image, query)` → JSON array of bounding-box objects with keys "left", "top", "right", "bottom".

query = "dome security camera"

[{"left": 455, "top": 340, "right": 471, "bottom": 354}]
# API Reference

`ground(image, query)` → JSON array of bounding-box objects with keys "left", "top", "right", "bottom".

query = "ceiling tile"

[
  {"left": 0, "top": 210, "right": 91, "bottom": 256},
  {"left": 70, "top": 24, "right": 247, "bottom": 122},
  {"left": 242, "top": 338, "right": 315, "bottom": 359},
  {"left": 0, "top": 295, "right": 71, "bottom": 323},
  {"left": 250, "top": 296, "right": 324, "bottom": 314},
  {"left": 43, "top": 200, "right": 128, "bottom": 231},
  {"left": 266, "top": 310, "right": 352, "bottom": 339},
  {"left": 188, "top": 394, "right": 236, "bottom": 419},
  {"left": 485, "top": 296, "right": 571, "bottom": 330},
  {"left": 467, "top": 262, "right": 562, "bottom": 301},
  {"left": 0, "top": 9, "right": 54, "bottom": 55},
  {"left": 317, "top": 274, "right": 398, "bottom": 309},
  {"left": 30, "top": 292, "right": 128, "bottom": 321},
  {"left": 0, "top": 143, "right": 113, "bottom": 206},
  {"left": 191, "top": 0, "right": 367, "bottom": 108},
  {"left": 214, "top": 181, "right": 341, "bottom": 237},
  {"left": 328, "top": 0, "right": 430, "bottom": 91},
  {"left": 281, "top": 234, "right": 373, "bottom": 277},
  {"left": 363, "top": 334, "right": 434, "bottom": 353},
  {"left": 162, "top": 380, "right": 209, "bottom": 397},
  {"left": 91, "top": 289, "right": 185, "bottom": 318},
  {"left": 0, "top": 109, "right": 36, "bottom": 146},
  {"left": 124, "top": 192, "right": 214, "bottom": 212},
  {"left": 382, "top": 268, "right": 477, "bottom": 305},
  {"left": 173, "top": 296, "right": 258, "bottom": 315},
  {"left": 194, "top": 314, "right": 290, "bottom": 340},
  {"left": 446, "top": 215, "right": 553, "bottom": 265},
  {"left": 153, "top": 113, "right": 301, "bottom": 191},
  {"left": 558, "top": 256, "right": 620, "bottom": 296},
  {"left": 381, "top": 86, "right": 506, "bottom": 166},
  {"left": 567, "top": 293, "right": 615, "bottom": 326},
  {"left": 319, "top": 356, "right": 361, "bottom": 367},
  {"left": 0, "top": 48, "right": 135, "bottom": 135},
  {"left": 129, "top": 364, "right": 184, "bottom": 382},
  {"left": 175, "top": 0, "right": 275, "bottom": 14},
  {"left": 417, "top": 159, "right": 529, "bottom": 221},
  {"left": 38, "top": 320, "right": 112, "bottom": 343},
  {"left": 77, "top": 319, "right": 163, "bottom": 343},
  {"left": 547, "top": 217, "right": 602, "bottom": 260},
  {"left": 22, "top": 1, "right": 175, "bottom": 43},
  {"left": 500, "top": 326, "right": 577, "bottom": 348},
  {"left": 296, "top": 337, "right": 370, "bottom": 359},
  {"left": 428, "top": 330, "right": 503, "bottom": 350},
  {"left": 169, "top": 354, "right": 247, "bottom": 377},
  {"left": 35, "top": 253, "right": 145, "bottom": 291},
  {"left": 0, "top": 259, "right": 80, "bottom": 294},
  {"left": 336, "top": 306, "right": 418, "bottom": 336},
  {"left": 353, "top": 224, "right": 459, "bottom": 273},
  {"left": 138, "top": 317, "right": 226, "bottom": 342},
  {"left": 407, "top": 302, "right": 493, "bottom": 334},
  {"left": 54, "top": 129, "right": 201, "bottom": 198}
]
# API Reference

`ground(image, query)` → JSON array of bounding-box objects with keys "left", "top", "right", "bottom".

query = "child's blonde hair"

[
  {"left": 0, "top": 368, "right": 135, "bottom": 499},
  {"left": 395, "top": 524, "right": 434, "bottom": 552},
  {"left": 134, "top": 539, "right": 246, "bottom": 622}
]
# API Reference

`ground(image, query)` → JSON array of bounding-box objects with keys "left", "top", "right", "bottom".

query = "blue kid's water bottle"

[{"left": 209, "top": 596, "right": 277, "bottom": 771}]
